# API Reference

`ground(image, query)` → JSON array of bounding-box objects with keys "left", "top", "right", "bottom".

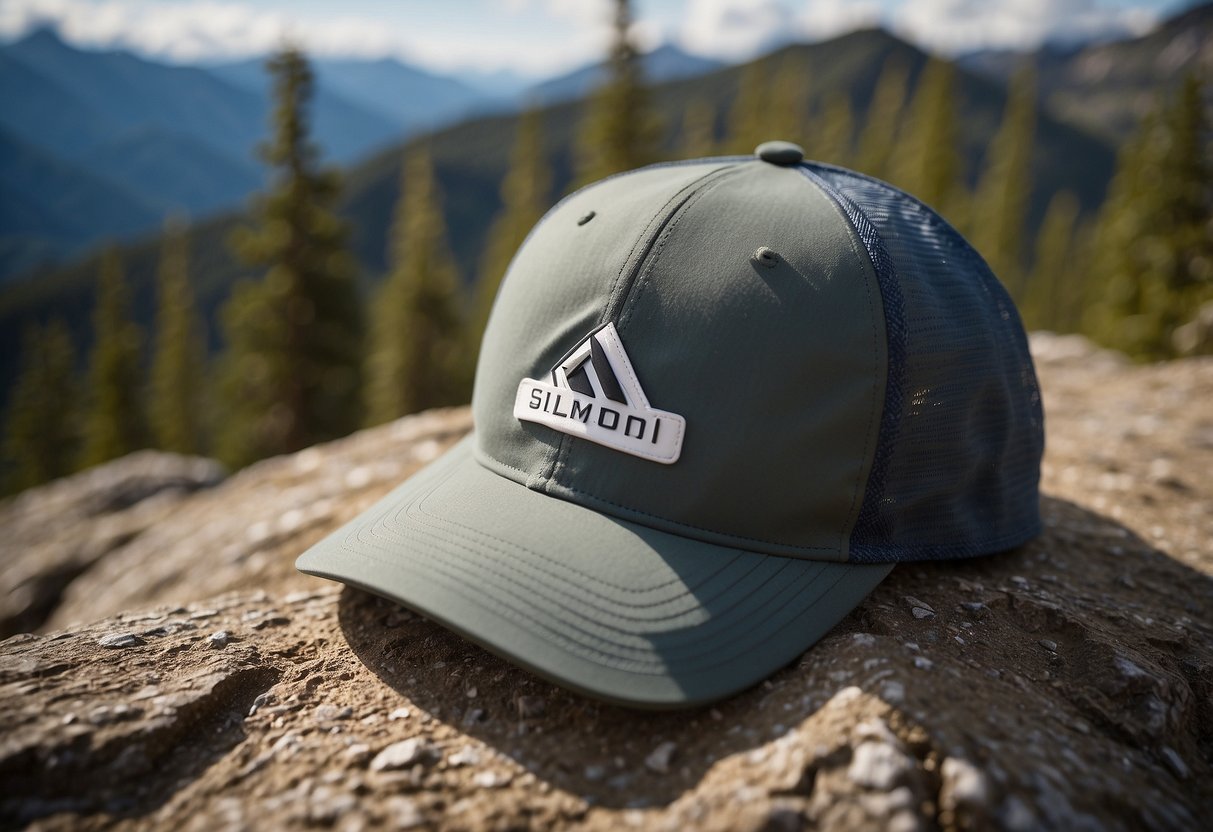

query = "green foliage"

[
  {"left": 149, "top": 218, "right": 207, "bottom": 455},
  {"left": 890, "top": 59, "right": 963, "bottom": 219},
  {"left": 970, "top": 70, "right": 1037, "bottom": 294},
  {"left": 470, "top": 110, "right": 552, "bottom": 364},
  {"left": 573, "top": 0, "right": 661, "bottom": 186},
  {"left": 217, "top": 46, "right": 364, "bottom": 468},
  {"left": 365, "top": 147, "right": 467, "bottom": 426},
  {"left": 678, "top": 97, "right": 717, "bottom": 159},
  {"left": 1085, "top": 74, "right": 1213, "bottom": 359},
  {"left": 2, "top": 321, "right": 78, "bottom": 493},
  {"left": 81, "top": 249, "right": 147, "bottom": 468},
  {"left": 1021, "top": 191, "right": 1083, "bottom": 332},
  {"left": 855, "top": 58, "right": 908, "bottom": 179}
]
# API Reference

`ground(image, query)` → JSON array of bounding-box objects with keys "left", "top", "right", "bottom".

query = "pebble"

[
  {"left": 462, "top": 708, "right": 485, "bottom": 726},
  {"left": 97, "top": 632, "right": 139, "bottom": 649},
  {"left": 847, "top": 741, "right": 914, "bottom": 790},
  {"left": 387, "top": 796, "right": 425, "bottom": 829},
  {"left": 314, "top": 704, "right": 353, "bottom": 722},
  {"left": 388, "top": 707, "right": 411, "bottom": 721},
  {"left": 448, "top": 745, "right": 482, "bottom": 767},
  {"left": 1039, "top": 639, "right": 1058, "bottom": 652},
  {"left": 914, "top": 656, "right": 934, "bottom": 670},
  {"left": 904, "top": 596, "right": 934, "bottom": 613},
  {"left": 881, "top": 681, "right": 906, "bottom": 704},
  {"left": 584, "top": 764, "right": 606, "bottom": 781},
  {"left": 1160, "top": 746, "right": 1189, "bottom": 780},
  {"left": 941, "top": 757, "right": 990, "bottom": 810},
  {"left": 912, "top": 607, "right": 935, "bottom": 620},
  {"left": 644, "top": 741, "right": 678, "bottom": 774},
  {"left": 473, "top": 770, "right": 511, "bottom": 789},
  {"left": 370, "top": 738, "right": 433, "bottom": 771},
  {"left": 248, "top": 693, "right": 275, "bottom": 716},
  {"left": 344, "top": 744, "right": 372, "bottom": 766},
  {"left": 208, "top": 630, "right": 230, "bottom": 648},
  {"left": 516, "top": 695, "right": 546, "bottom": 719}
]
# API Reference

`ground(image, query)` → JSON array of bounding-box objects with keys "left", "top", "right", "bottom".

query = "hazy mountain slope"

[
  {"left": 0, "top": 29, "right": 405, "bottom": 279},
  {"left": 0, "top": 49, "right": 118, "bottom": 159},
  {"left": 959, "top": 1, "right": 1213, "bottom": 142},
  {"left": 0, "top": 128, "right": 162, "bottom": 279},
  {"left": 4, "top": 28, "right": 265, "bottom": 161},
  {"left": 313, "top": 57, "right": 492, "bottom": 130},
  {"left": 82, "top": 128, "right": 262, "bottom": 220}
]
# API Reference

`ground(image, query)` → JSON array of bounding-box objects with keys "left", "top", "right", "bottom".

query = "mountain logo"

[{"left": 513, "top": 323, "right": 686, "bottom": 464}]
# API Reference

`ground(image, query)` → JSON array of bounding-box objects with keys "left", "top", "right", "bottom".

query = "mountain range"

[
  {"left": 0, "top": 4, "right": 1208, "bottom": 411},
  {"left": 958, "top": 0, "right": 1212, "bottom": 143},
  {"left": 0, "top": 30, "right": 740, "bottom": 282}
]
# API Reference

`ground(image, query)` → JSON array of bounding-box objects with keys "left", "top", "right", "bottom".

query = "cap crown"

[{"left": 473, "top": 157, "right": 1043, "bottom": 563}]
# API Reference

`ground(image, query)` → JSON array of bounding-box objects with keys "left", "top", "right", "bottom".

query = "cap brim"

[{"left": 297, "top": 436, "right": 892, "bottom": 708}]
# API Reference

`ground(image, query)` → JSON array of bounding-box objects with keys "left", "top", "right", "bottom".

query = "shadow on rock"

[{"left": 337, "top": 495, "right": 1213, "bottom": 821}]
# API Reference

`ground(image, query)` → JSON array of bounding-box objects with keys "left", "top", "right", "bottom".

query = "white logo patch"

[{"left": 513, "top": 323, "right": 686, "bottom": 464}]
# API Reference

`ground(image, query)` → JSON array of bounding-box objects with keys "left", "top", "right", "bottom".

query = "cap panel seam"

[
  {"left": 796, "top": 166, "right": 886, "bottom": 558},
  {"left": 542, "top": 165, "right": 741, "bottom": 487}
]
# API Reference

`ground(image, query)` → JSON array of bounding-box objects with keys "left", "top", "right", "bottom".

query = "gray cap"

[{"left": 297, "top": 142, "right": 1044, "bottom": 708}]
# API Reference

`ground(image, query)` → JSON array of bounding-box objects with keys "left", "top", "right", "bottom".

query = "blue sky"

[{"left": 0, "top": 0, "right": 1191, "bottom": 77}]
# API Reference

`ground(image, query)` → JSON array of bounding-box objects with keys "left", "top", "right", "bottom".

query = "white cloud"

[
  {"left": 678, "top": 0, "right": 797, "bottom": 60},
  {"left": 0, "top": 0, "right": 610, "bottom": 75},
  {"left": 799, "top": 0, "right": 882, "bottom": 41},
  {"left": 0, "top": 0, "right": 1165, "bottom": 75},
  {"left": 891, "top": 0, "right": 1157, "bottom": 54}
]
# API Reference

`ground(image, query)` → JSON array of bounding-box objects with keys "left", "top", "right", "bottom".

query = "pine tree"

[
  {"left": 81, "top": 249, "right": 147, "bottom": 467},
  {"left": 889, "top": 59, "right": 962, "bottom": 217},
  {"left": 149, "top": 218, "right": 206, "bottom": 455},
  {"left": 726, "top": 62, "right": 767, "bottom": 154},
  {"left": 679, "top": 97, "right": 717, "bottom": 158},
  {"left": 1085, "top": 74, "right": 1213, "bottom": 359},
  {"left": 217, "top": 46, "right": 364, "bottom": 468},
  {"left": 1021, "top": 191, "right": 1080, "bottom": 331},
  {"left": 573, "top": 0, "right": 661, "bottom": 186},
  {"left": 815, "top": 93, "right": 854, "bottom": 167},
  {"left": 470, "top": 109, "right": 551, "bottom": 363},
  {"left": 855, "top": 58, "right": 908, "bottom": 179},
  {"left": 970, "top": 70, "right": 1036, "bottom": 296},
  {"left": 2, "top": 322, "right": 78, "bottom": 493},
  {"left": 365, "top": 146, "right": 466, "bottom": 426}
]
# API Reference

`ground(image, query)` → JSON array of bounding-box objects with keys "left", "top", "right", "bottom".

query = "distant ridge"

[{"left": 0, "top": 24, "right": 1140, "bottom": 412}]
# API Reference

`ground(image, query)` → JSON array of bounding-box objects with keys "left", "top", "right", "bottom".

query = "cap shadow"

[{"left": 336, "top": 495, "right": 1213, "bottom": 812}]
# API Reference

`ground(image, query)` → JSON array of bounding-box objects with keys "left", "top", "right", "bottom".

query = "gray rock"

[
  {"left": 645, "top": 741, "right": 678, "bottom": 774},
  {"left": 370, "top": 738, "right": 433, "bottom": 771}
]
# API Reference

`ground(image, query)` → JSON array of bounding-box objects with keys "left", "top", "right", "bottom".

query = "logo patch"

[{"left": 513, "top": 323, "right": 685, "bottom": 464}]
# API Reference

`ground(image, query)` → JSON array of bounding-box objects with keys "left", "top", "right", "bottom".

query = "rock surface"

[
  {"left": 0, "top": 451, "right": 225, "bottom": 638},
  {"left": 1, "top": 336, "right": 1211, "bottom": 830}
]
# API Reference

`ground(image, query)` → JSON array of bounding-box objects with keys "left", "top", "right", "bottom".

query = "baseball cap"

[{"left": 297, "top": 141, "right": 1044, "bottom": 709}]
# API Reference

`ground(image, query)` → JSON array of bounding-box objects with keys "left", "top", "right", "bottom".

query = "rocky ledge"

[{"left": 1, "top": 335, "right": 1211, "bottom": 830}]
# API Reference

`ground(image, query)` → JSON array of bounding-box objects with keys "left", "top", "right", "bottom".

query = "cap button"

[{"left": 755, "top": 140, "right": 804, "bottom": 166}]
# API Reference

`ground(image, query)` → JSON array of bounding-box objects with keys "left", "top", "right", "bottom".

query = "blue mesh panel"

[{"left": 804, "top": 163, "right": 1044, "bottom": 562}]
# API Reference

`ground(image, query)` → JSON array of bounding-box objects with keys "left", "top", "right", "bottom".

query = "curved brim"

[{"left": 296, "top": 437, "right": 892, "bottom": 708}]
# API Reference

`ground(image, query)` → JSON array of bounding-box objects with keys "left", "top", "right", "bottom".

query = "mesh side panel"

[{"left": 806, "top": 164, "right": 1044, "bottom": 562}]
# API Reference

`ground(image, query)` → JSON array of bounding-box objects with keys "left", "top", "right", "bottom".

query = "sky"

[{"left": 0, "top": 0, "right": 1191, "bottom": 78}]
